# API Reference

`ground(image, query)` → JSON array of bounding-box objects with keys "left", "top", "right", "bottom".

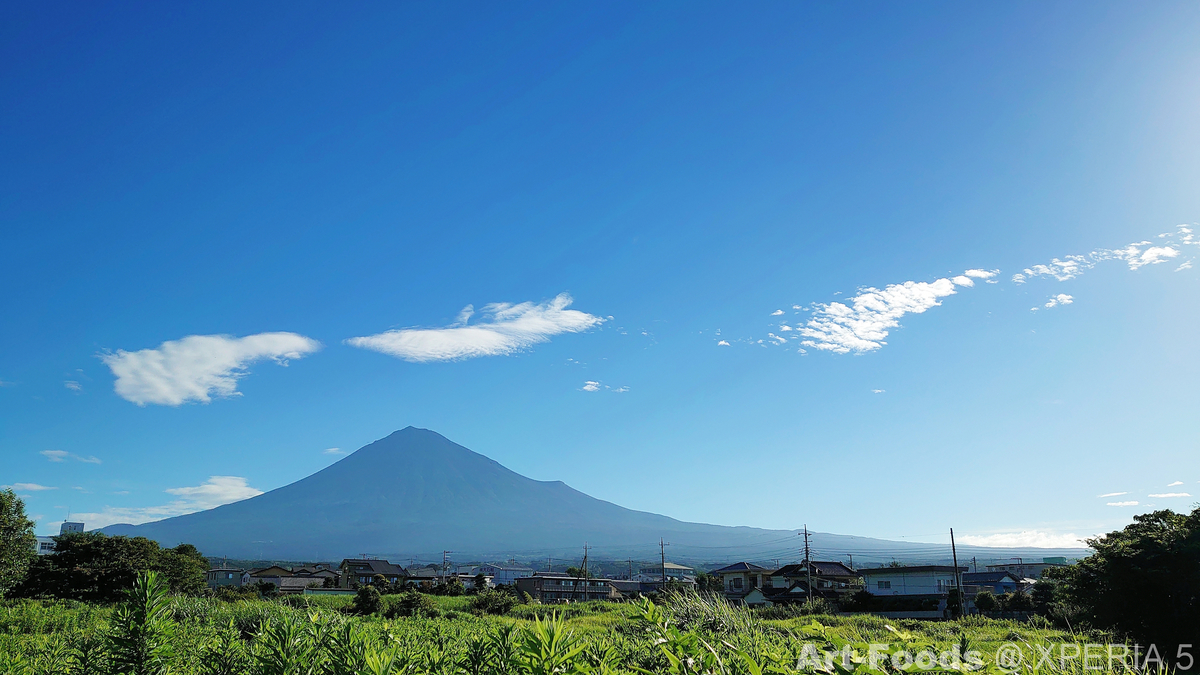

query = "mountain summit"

[{"left": 101, "top": 427, "right": 791, "bottom": 559}]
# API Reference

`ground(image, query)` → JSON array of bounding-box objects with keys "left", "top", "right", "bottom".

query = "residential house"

[
  {"left": 515, "top": 573, "right": 619, "bottom": 603},
  {"left": 962, "top": 571, "right": 1022, "bottom": 596},
  {"left": 710, "top": 562, "right": 771, "bottom": 604},
  {"left": 859, "top": 566, "right": 967, "bottom": 596},
  {"left": 477, "top": 563, "right": 535, "bottom": 586},
  {"left": 769, "top": 561, "right": 860, "bottom": 597},
  {"left": 742, "top": 582, "right": 815, "bottom": 607},
  {"left": 984, "top": 558, "right": 1070, "bottom": 580},
  {"left": 206, "top": 567, "right": 245, "bottom": 589},
  {"left": 637, "top": 562, "right": 694, "bottom": 582},
  {"left": 453, "top": 573, "right": 494, "bottom": 590},
  {"left": 339, "top": 558, "right": 407, "bottom": 588}
]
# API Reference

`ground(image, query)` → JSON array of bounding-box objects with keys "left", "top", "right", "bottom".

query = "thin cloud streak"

[
  {"left": 73, "top": 476, "right": 263, "bottom": 529},
  {"left": 347, "top": 293, "right": 603, "bottom": 363}
]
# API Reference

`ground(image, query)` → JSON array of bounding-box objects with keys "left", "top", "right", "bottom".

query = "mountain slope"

[{"left": 100, "top": 427, "right": 1088, "bottom": 562}]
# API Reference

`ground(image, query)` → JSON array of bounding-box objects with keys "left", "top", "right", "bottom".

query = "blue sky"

[{"left": 3, "top": 2, "right": 1199, "bottom": 548}]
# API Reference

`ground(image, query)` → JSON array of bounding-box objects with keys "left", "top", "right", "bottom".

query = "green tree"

[
  {"left": 16, "top": 531, "right": 205, "bottom": 601},
  {"left": 109, "top": 570, "right": 176, "bottom": 675},
  {"left": 973, "top": 589, "right": 997, "bottom": 613},
  {"left": 153, "top": 543, "right": 208, "bottom": 595},
  {"left": 1053, "top": 508, "right": 1200, "bottom": 650},
  {"left": 0, "top": 489, "right": 36, "bottom": 598}
]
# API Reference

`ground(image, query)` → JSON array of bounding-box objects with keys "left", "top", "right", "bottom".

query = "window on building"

[
  {"left": 732, "top": 578, "right": 743, "bottom": 589},
  {"left": 877, "top": 580, "right": 891, "bottom": 589}
]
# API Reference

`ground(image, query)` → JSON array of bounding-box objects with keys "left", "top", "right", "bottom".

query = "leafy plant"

[{"left": 108, "top": 570, "right": 176, "bottom": 675}]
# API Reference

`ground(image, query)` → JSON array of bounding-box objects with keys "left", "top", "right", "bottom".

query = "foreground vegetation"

[{"left": 1, "top": 571, "right": 1131, "bottom": 675}]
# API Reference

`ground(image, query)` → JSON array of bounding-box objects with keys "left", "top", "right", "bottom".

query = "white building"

[
  {"left": 34, "top": 536, "right": 56, "bottom": 555},
  {"left": 859, "top": 565, "right": 967, "bottom": 596},
  {"left": 477, "top": 563, "right": 534, "bottom": 586}
]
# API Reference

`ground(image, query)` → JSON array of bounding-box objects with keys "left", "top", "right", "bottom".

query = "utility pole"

[
  {"left": 847, "top": 554, "right": 854, "bottom": 571},
  {"left": 547, "top": 556, "right": 552, "bottom": 573},
  {"left": 950, "top": 529, "right": 962, "bottom": 618},
  {"left": 442, "top": 550, "right": 451, "bottom": 584},
  {"left": 628, "top": 559, "right": 633, "bottom": 581},
  {"left": 660, "top": 538, "right": 669, "bottom": 585},
  {"left": 579, "top": 543, "right": 591, "bottom": 602},
  {"left": 803, "top": 525, "right": 813, "bottom": 603},
  {"left": 972, "top": 556, "right": 977, "bottom": 573}
]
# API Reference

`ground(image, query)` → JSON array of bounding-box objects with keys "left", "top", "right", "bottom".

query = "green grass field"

[{"left": 0, "top": 589, "right": 1133, "bottom": 675}]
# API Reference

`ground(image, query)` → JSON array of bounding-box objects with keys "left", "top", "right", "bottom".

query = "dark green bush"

[
  {"left": 351, "top": 586, "right": 382, "bottom": 615},
  {"left": 469, "top": 589, "right": 518, "bottom": 616}
]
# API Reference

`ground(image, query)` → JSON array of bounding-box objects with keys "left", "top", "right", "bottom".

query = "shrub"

[
  {"left": 973, "top": 590, "right": 998, "bottom": 613},
  {"left": 351, "top": 585, "right": 382, "bottom": 616},
  {"left": 382, "top": 590, "right": 435, "bottom": 618},
  {"left": 470, "top": 589, "right": 518, "bottom": 616}
]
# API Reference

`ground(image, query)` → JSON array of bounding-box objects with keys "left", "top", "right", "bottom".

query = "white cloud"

[
  {"left": 1013, "top": 255, "right": 1089, "bottom": 283},
  {"left": 323, "top": 447, "right": 346, "bottom": 455},
  {"left": 872, "top": 389, "right": 885, "bottom": 394},
  {"left": 41, "top": 450, "right": 101, "bottom": 464},
  {"left": 1107, "top": 501, "right": 1139, "bottom": 507},
  {"left": 951, "top": 276, "right": 974, "bottom": 287},
  {"left": 580, "top": 380, "right": 627, "bottom": 393},
  {"left": 964, "top": 269, "right": 998, "bottom": 279},
  {"left": 717, "top": 340, "right": 730, "bottom": 346},
  {"left": 1148, "top": 492, "right": 1192, "bottom": 498},
  {"left": 1168, "top": 481, "right": 1183, "bottom": 487},
  {"left": 958, "top": 530, "right": 1090, "bottom": 548},
  {"left": 347, "top": 293, "right": 602, "bottom": 363},
  {"left": 770, "top": 309, "right": 784, "bottom": 316},
  {"left": 1109, "top": 245, "right": 1179, "bottom": 270},
  {"left": 798, "top": 277, "right": 962, "bottom": 354},
  {"left": 3, "top": 483, "right": 57, "bottom": 491},
  {"left": 1097, "top": 491, "right": 1128, "bottom": 498},
  {"left": 73, "top": 476, "right": 262, "bottom": 529},
  {"left": 1178, "top": 260, "right": 1194, "bottom": 271},
  {"left": 1043, "top": 294, "right": 1074, "bottom": 309},
  {"left": 64, "top": 380, "right": 82, "bottom": 392},
  {"left": 1016, "top": 232, "right": 1188, "bottom": 284},
  {"left": 101, "top": 333, "right": 321, "bottom": 406}
]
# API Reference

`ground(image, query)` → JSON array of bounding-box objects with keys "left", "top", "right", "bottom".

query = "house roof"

[
  {"left": 248, "top": 565, "right": 294, "bottom": 577},
  {"left": 963, "top": 571, "right": 1020, "bottom": 584},
  {"left": 858, "top": 565, "right": 967, "bottom": 574},
  {"left": 711, "top": 562, "right": 768, "bottom": 573},
  {"left": 339, "top": 558, "right": 407, "bottom": 576},
  {"left": 771, "top": 561, "right": 858, "bottom": 578}
]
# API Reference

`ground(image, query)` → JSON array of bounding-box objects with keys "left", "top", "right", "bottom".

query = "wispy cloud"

[
  {"left": 41, "top": 450, "right": 102, "bottom": 464},
  {"left": 958, "top": 530, "right": 1090, "bottom": 548},
  {"left": 1097, "top": 491, "right": 1127, "bottom": 498},
  {"left": 74, "top": 476, "right": 263, "bottom": 529},
  {"left": 580, "top": 380, "right": 628, "bottom": 393},
  {"left": 1035, "top": 293, "right": 1074, "bottom": 311},
  {"left": 581, "top": 381, "right": 601, "bottom": 392},
  {"left": 1013, "top": 226, "right": 1193, "bottom": 283},
  {"left": 323, "top": 447, "right": 346, "bottom": 455},
  {"left": 64, "top": 380, "right": 82, "bottom": 393},
  {"left": 3, "top": 483, "right": 57, "bottom": 491},
  {"left": 1107, "top": 501, "right": 1139, "bottom": 507},
  {"left": 770, "top": 309, "right": 784, "bottom": 316},
  {"left": 872, "top": 389, "right": 885, "bottom": 394},
  {"left": 347, "top": 293, "right": 602, "bottom": 363},
  {"left": 798, "top": 274, "right": 984, "bottom": 354},
  {"left": 101, "top": 333, "right": 321, "bottom": 406},
  {"left": 717, "top": 340, "right": 730, "bottom": 346},
  {"left": 1167, "top": 481, "right": 1183, "bottom": 487},
  {"left": 1148, "top": 492, "right": 1192, "bottom": 498}
]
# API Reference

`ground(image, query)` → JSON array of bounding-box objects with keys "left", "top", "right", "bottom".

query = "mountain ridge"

[{"left": 100, "top": 427, "right": 1088, "bottom": 563}]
